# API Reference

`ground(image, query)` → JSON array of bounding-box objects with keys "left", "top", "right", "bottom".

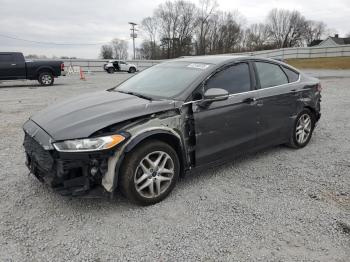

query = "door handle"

[
  {"left": 243, "top": 97, "right": 257, "bottom": 105},
  {"left": 11, "top": 63, "right": 16, "bottom": 66}
]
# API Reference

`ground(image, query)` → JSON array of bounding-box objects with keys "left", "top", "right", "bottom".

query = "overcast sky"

[{"left": 0, "top": 0, "right": 349, "bottom": 58}]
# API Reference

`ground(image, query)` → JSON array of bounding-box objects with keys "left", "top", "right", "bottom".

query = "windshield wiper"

[{"left": 117, "top": 90, "right": 153, "bottom": 101}]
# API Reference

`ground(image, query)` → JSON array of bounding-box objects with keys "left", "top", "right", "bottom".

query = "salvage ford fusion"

[{"left": 23, "top": 56, "right": 321, "bottom": 205}]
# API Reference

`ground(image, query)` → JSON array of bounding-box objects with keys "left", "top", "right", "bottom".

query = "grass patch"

[{"left": 286, "top": 57, "right": 350, "bottom": 69}]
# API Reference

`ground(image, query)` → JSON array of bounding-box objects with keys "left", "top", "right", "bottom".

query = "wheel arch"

[
  {"left": 304, "top": 105, "right": 318, "bottom": 120},
  {"left": 36, "top": 67, "right": 55, "bottom": 78},
  {"left": 107, "top": 129, "right": 187, "bottom": 191},
  {"left": 124, "top": 129, "right": 186, "bottom": 175},
  {"left": 128, "top": 66, "right": 137, "bottom": 72}
]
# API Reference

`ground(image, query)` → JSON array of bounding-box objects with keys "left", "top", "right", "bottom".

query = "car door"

[
  {"left": 119, "top": 61, "right": 127, "bottom": 71},
  {"left": 253, "top": 61, "right": 299, "bottom": 147},
  {"left": 0, "top": 53, "right": 25, "bottom": 79},
  {"left": 192, "top": 62, "right": 259, "bottom": 166}
]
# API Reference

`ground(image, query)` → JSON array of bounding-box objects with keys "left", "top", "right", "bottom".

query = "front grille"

[
  {"left": 24, "top": 133, "right": 54, "bottom": 172},
  {"left": 23, "top": 132, "right": 104, "bottom": 197}
]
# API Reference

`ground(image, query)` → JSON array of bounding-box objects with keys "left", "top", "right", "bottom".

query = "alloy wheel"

[
  {"left": 41, "top": 74, "right": 52, "bottom": 85},
  {"left": 296, "top": 113, "right": 312, "bottom": 144},
  {"left": 134, "top": 151, "right": 174, "bottom": 199}
]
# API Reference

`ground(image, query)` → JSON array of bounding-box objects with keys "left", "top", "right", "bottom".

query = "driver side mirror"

[
  {"left": 198, "top": 88, "right": 229, "bottom": 107},
  {"left": 204, "top": 88, "right": 229, "bottom": 101}
]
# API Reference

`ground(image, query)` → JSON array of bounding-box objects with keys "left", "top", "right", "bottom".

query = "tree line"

[
  {"left": 100, "top": 38, "right": 129, "bottom": 60},
  {"left": 100, "top": 0, "right": 331, "bottom": 60}
]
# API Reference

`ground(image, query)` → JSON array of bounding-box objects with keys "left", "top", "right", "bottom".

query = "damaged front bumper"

[{"left": 23, "top": 120, "right": 118, "bottom": 197}]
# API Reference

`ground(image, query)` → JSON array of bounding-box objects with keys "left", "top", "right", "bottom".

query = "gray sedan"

[{"left": 23, "top": 55, "right": 321, "bottom": 205}]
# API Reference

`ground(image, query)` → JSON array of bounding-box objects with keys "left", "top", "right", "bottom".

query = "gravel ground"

[{"left": 0, "top": 70, "right": 349, "bottom": 261}]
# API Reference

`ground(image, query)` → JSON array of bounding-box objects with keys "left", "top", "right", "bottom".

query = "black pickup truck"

[{"left": 0, "top": 52, "right": 64, "bottom": 86}]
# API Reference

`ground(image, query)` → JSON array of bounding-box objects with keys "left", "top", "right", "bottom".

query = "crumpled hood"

[{"left": 30, "top": 90, "right": 176, "bottom": 141}]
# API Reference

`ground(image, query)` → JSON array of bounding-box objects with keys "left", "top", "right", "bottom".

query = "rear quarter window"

[{"left": 282, "top": 66, "right": 299, "bottom": 82}]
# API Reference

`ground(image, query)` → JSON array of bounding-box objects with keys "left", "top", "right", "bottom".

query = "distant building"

[
  {"left": 309, "top": 39, "right": 323, "bottom": 47},
  {"left": 318, "top": 34, "right": 350, "bottom": 47}
]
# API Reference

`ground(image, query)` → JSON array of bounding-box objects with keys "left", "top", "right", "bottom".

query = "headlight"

[{"left": 53, "top": 134, "right": 126, "bottom": 152}]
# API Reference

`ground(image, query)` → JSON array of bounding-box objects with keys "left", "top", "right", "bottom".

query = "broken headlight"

[{"left": 53, "top": 134, "right": 126, "bottom": 152}]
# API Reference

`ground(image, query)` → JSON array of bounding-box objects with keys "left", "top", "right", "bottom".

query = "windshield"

[{"left": 113, "top": 61, "right": 212, "bottom": 99}]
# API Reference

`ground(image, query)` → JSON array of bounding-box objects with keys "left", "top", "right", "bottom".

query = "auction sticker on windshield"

[{"left": 187, "top": 63, "right": 210, "bottom": 70}]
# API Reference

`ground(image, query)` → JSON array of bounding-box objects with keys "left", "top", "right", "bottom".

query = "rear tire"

[
  {"left": 119, "top": 140, "right": 180, "bottom": 205},
  {"left": 38, "top": 72, "right": 54, "bottom": 86},
  {"left": 107, "top": 67, "right": 115, "bottom": 74},
  {"left": 287, "top": 109, "right": 315, "bottom": 149}
]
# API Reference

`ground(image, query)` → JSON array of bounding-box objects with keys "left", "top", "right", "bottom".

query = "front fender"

[
  {"left": 102, "top": 127, "right": 186, "bottom": 193},
  {"left": 124, "top": 128, "right": 181, "bottom": 152}
]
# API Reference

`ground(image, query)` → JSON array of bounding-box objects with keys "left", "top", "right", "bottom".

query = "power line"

[{"left": 0, "top": 33, "right": 108, "bottom": 46}]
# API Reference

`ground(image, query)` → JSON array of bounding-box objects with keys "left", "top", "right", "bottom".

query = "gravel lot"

[{"left": 0, "top": 70, "right": 349, "bottom": 261}]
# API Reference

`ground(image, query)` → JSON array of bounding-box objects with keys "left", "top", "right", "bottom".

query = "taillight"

[
  {"left": 316, "top": 83, "right": 322, "bottom": 92},
  {"left": 61, "top": 63, "right": 64, "bottom": 71}
]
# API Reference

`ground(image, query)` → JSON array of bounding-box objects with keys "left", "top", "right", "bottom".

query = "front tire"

[
  {"left": 119, "top": 140, "right": 180, "bottom": 205},
  {"left": 38, "top": 72, "right": 54, "bottom": 86},
  {"left": 287, "top": 109, "right": 315, "bottom": 148},
  {"left": 128, "top": 67, "right": 136, "bottom": 73}
]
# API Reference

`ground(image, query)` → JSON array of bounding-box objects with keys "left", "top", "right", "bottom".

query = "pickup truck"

[{"left": 0, "top": 52, "right": 64, "bottom": 86}]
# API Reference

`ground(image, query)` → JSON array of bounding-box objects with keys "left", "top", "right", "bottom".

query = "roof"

[
  {"left": 319, "top": 36, "right": 350, "bottom": 46},
  {"left": 309, "top": 39, "right": 323, "bottom": 47},
  {"left": 330, "top": 37, "right": 350, "bottom": 45},
  {"left": 169, "top": 55, "right": 252, "bottom": 65}
]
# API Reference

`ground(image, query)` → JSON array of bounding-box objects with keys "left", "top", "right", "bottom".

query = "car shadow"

[
  {"left": 179, "top": 144, "right": 290, "bottom": 185},
  {"left": 27, "top": 144, "right": 292, "bottom": 211},
  {"left": 83, "top": 146, "right": 289, "bottom": 205},
  {"left": 0, "top": 83, "right": 64, "bottom": 89}
]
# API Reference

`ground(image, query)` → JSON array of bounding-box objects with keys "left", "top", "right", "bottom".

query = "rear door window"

[
  {"left": 255, "top": 62, "right": 288, "bottom": 88},
  {"left": 0, "top": 54, "right": 14, "bottom": 63},
  {"left": 206, "top": 63, "right": 251, "bottom": 94}
]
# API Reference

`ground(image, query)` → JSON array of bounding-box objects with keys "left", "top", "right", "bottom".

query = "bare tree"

[
  {"left": 155, "top": 1, "right": 180, "bottom": 58},
  {"left": 137, "top": 3, "right": 331, "bottom": 58},
  {"left": 204, "top": 11, "right": 242, "bottom": 54},
  {"left": 155, "top": 0, "right": 199, "bottom": 58},
  {"left": 304, "top": 21, "right": 326, "bottom": 46},
  {"left": 218, "top": 12, "right": 243, "bottom": 53},
  {"left": 195, "top": 0, "right": 218, "bottom": 55},
  {"left": 176, "top": 0, "right": 198, "bottom": 56},
  {"left": 137, "top": 41, "right": 153, "bottom": 59},
  {"left": 111, "top": 39, "right": 128, "bottom": 60},
  {"left": 141, "top": 17, "right": 159, "bottom": 59},
  {"left": 99, "top": 44, "right": 114, "bottom": 59},
  {"left": 244, "top": 23, "right": 269, "bottom": 51},
  {"left": 266, "top": 9, "right": 308, "bottom": 48}
]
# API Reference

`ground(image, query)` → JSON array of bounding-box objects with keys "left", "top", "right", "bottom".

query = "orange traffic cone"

[{"left": 80, "top": 67, "right": 86, "bottom": 80}]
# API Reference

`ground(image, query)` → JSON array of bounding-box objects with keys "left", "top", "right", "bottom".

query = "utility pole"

[{"left": 129, "top": 22, "right": 137, "bottom": 60}]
